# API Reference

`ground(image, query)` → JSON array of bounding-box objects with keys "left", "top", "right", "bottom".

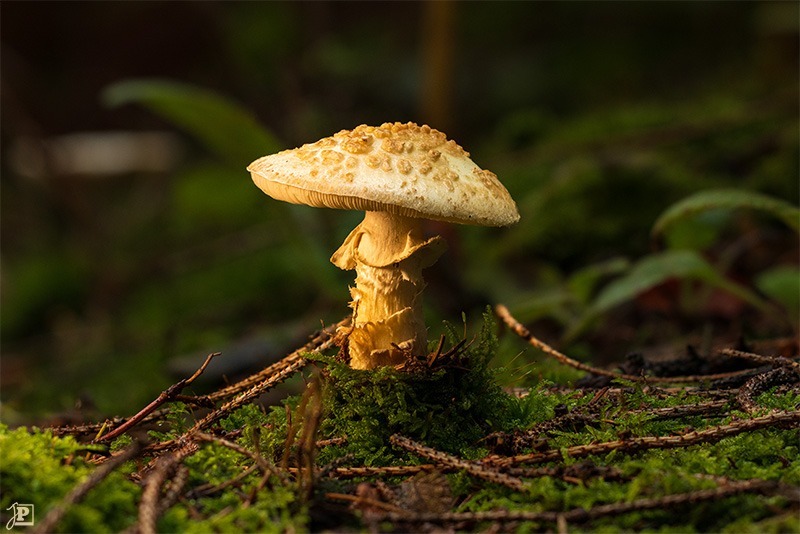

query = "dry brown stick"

[
  {"left": 32, "top": 442, "right": 143, "bottom": 534},
  {"left": 325, "top": 492, "right": 407, "bottom": 513},
  {"left": 485, "top": 409, "right": 800, "bottom": 467},
  {"left": 97, "top": 353, "right": 221, "bottom": 443},
  {"left": 296, "top": 379, "right": 324, "bottom": 503},
  {"left": 316, "top": 436, "right": 348, "bottom": 448},
  {"left": 159, "top": 464, "right": 189, "bottom": 515},
  {"left": 627, "top": 399, "right": 732, "bottom": 420},
  {"left": 505, "top": 463, "right": 625, "bottom": 483},
  {"left": 137, "top": 443, "right": 198, "bottom": 534},
  {"left": 737, "top": 368, "right": 800, "bottom": 413},
  {"left": 289, "top": 464, "right": 445, "bottom": 479},
  {"left": 189, "top": 350, "right": 318, "bottom": 435},
  {"left": 51, "top": 417, "right": 127, "bottom": 437},
  {"left": 390, "top": 434, "right": 527, "bottom": 491},
  {"left": 115, "top": 319, "right": 344, "bottom": 448},
  {"left": 52, "top": 410, "right": 178, "bottom": 438},
  {"left": 138, "top": 455, "right": 180, "bottom": 534},
  {"left": 122, "top": 464, "right": 190, "bottom": 534},
  {"left": 721, "top": 348, "right": 800, "bottom": 370},
  {"left": 529, "top": 387, "right": 609, "bottom": 434},
  {"left": 204, "top": 318, "right": 348, "bottom": 402},
  {"left": 384, "top": 478, "right": 784, "bottom": 525},
  {"left": 143, "top": 350, "right": 316, "bottom": 456},
  {"left": 514, "top": 386, "right": 738, "bottom": 403},
  {"left": 496, "top": 304, "right": 762, "bottom": 384},
  {"left": 565, "top": 479, "right": 787, "bottom": 522}
]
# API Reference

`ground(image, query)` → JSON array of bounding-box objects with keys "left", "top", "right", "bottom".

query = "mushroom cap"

[{"left": 248, "top": 122, "right": 519, "bottom": 226}]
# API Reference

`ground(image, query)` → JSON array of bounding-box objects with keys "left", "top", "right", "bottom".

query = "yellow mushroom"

[{"left": 248, "top": 122, "right": 519, "bottom": 370}]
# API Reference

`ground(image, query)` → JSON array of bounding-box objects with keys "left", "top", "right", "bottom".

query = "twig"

[
  {"left": 159, "top": 464, "right": 189, "bottom": 515},
  {"left": 187, "top": 349, "right": 317, "bottom": 436},
  {"left": 296, "top": 379, "right": 324, "bottom": 502},
  {"left": 97, "top": 352, "right": 220, "bottom": 443},
  {"left": 32, "top": 442, "right": 143, "bottom": 534},
  {"left": 737, "top": 368, "right": 800, "bottom": 413},
  {"left": 289, "top": 464, "right": 445, "bottom": 479},
  {"left": 390, "top": 434, "right": 527, "bottom": 492},
  {"left": 203, "top": 318, "right": 348, "bottom": 402},
  {"left": 629, "top": 399, "right": 731, "bottom": 420},
  {"left": 721, "top": 348, "right": 800, "bottom": 370},
  {"left": 485, "top": 409, "right": 800, "bottom": 467},
  {"left": 489, "top": 388, "right": 612, "bottom": 454},
  {"left": 51, "top": 410, "right": 177, "bottom": 438},
  {"left": 316, "top": 436, "right": 347, "bottom": 448},
  {"left": 495, "top": 305, "right": 764, "bottom": 384},
  {"left": 325, "top": 492, "right": 407, "bottom": 514},
  {"left": 505, "top": 462, "right": 625, "bottom": 484},
  {"left": 138, "top": 455, "right": 180, "bottom": 534},
  {"left": 136, "top": 443, "right": 198, "bottom": 534},
  {"left": 384, "top": 479, "right": 787, "bottom": 525}
]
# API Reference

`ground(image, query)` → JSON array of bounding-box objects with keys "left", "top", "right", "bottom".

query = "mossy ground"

[{"left": 1, "top": 313, "right": 798, "bottom": 532}]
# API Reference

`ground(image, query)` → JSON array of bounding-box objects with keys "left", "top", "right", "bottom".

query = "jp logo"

[{"left": 5, "top": 503, "right": 34, "bottom": 530}]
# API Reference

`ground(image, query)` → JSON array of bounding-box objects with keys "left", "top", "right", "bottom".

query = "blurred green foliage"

[
  {"left": 103, "top": 80, "right": 282, "bottom": 168},
  {"left": 1, "top": 2, "right": 797, "bottom": 418}
]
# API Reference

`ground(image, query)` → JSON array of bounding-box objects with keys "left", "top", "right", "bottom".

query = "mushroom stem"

[{"left": 331, "top": 211, "right": 446, "bottom": 369}]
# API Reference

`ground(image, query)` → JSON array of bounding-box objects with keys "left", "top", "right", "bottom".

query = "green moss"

[
  {"left": 316, "top": 310, "right": 518, "bottom": 464},
  {"left": 163, "top": 445, "right": 303, "bottom": 533},
  {"left": 0, "top": 424, "right": 140, "bottom": 533}
]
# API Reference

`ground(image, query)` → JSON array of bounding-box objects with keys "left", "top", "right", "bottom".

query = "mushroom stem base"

[{"left": 330, "top": 211, "right": 446, "bottom": 370}]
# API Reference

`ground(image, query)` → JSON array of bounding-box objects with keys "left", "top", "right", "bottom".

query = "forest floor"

[{"left": 2, "top": 306, "right": 798, "bottom": 533}]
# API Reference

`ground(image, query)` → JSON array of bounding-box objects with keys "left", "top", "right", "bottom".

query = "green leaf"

[
  {"left": 567, "top": 256, "right": 631, "bottom": 304},
  {"left": 591, "top": 249, "right": 770, "bottom": 314},
  {"left": 102, "top": 79, "right": 281, "bottom": 167},
  {"left": 651, "top": 189, "right": 800, "bottom": 242},
  {"left": 756, "top": 265, "right": 800, "bottom": 325},
  {"left": 565, "top": 250, "right": 773, "bottom": 342}
]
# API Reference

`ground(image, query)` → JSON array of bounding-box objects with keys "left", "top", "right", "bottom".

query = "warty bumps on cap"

[{"left": 247, "top": 122, "right": 519, "bottom": 227}]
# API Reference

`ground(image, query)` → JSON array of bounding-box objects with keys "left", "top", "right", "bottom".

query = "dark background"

[{"left": 2, "top": 1, "right": 797, "bottom": 420}]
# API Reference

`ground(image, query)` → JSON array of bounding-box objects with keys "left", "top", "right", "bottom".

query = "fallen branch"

[
  {"left": 97, "top": 352, "right": 220, "bottom": 443},
  {"left": 32, "top": 441, "right": 143, "bottom": 534},
  {"left": 485, "top": 409, "right": 800, "bottom": 467},
  {"left": 721, "top": 348, "right": 800, "bottom": 371},
  {"left": 188, "top": 337, "right": 334, "bottom": 435},
  {"left": 203, "top": 318, "right": 348, "bottom": 402},
  {"left": 737, "top": 367, "right": 800, "bottom": 413},
  {"left": 496, "top": 304, "right": 765, "bottom": 384},
  {"left": 325, "top": 492, "right": 407, "bottom": 514},
  {"left": 136, "top": 443, "right": 199, "bottom": 534},
  {"left": 384, "top": 478, "right": 790, "bottom": 526},
  {"left": 390, "top": 434, "right": 527, "bottom": 492},
  {"left": 290, "top": 464, "right": 445, "bottom": 479},
  {"left": 484, "top": 388, "right": 611, "bottom": 454},
  {"left": 629, "top": 399, "right": 732, "bottom": 420}
]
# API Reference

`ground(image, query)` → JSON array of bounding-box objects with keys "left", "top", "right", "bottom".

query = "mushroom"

[{"left": 248, "top": 122, "right": 519, "bottom": 370}]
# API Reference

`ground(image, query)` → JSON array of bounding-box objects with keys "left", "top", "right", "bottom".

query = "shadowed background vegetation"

[{"left": 1, "top": 1, "right": 797, "bottom": 419}]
